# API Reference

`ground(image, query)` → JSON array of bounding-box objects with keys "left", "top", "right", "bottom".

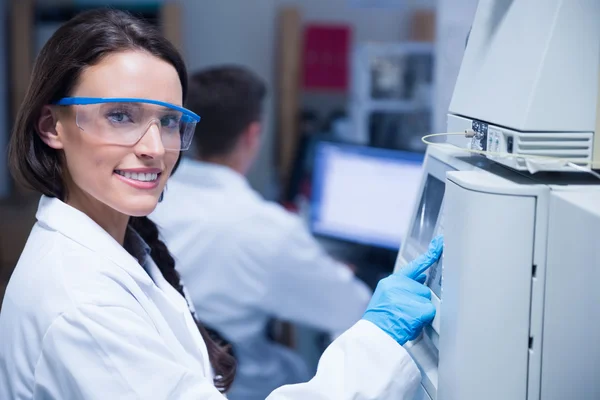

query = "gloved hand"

[{"left": 362, "top": 236, "right": 443, "bottom": 346}]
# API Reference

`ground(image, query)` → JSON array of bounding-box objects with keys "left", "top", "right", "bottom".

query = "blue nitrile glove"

[{"left": 362, "top": 235, "right": 443, "bottom": 345}]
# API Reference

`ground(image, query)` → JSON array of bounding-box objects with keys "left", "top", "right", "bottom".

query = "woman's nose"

[{"left": 135, "top": 121, "right": 165, "bottom": 158}]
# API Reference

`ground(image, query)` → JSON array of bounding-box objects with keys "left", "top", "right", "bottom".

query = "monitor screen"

[
  {"left": 409, "top": 174, "right": 445, "bottom": 251},
  {"left": 311, "top": 142, "right": 424, "bottom": 250}
]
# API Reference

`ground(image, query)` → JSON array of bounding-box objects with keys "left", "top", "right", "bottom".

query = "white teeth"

[{"left": 116, "top": 170, "right": 159, "bottom": 182}]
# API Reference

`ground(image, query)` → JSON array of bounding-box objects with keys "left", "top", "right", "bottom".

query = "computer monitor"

[{"left": 310, "top": 141, "right": 424, "bottom": 250}]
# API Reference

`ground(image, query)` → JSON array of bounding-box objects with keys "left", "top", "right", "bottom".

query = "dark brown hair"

[
  {"left": 186, "top": 65, "right": 267, "bottom": 158},
  {"left": 7, "top": 8, "right": 235, "bottom": 391}
]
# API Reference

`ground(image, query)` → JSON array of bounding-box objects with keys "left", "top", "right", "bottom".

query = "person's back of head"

[{"left": 187, "top": 66, "right": 267, "bottom": 174}]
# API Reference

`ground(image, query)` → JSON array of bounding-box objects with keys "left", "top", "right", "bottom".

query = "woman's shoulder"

[{"left": 6, "top": 222, "right": 140, "bottom": 317}]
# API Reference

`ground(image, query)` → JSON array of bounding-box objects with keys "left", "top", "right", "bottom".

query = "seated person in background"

[{"left": 150, "top": 65, "right": 372, "bottom": 400}]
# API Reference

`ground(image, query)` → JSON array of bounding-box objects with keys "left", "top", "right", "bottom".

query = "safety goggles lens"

[{"left": 55, "top": 98, "right": 199, "bottom": 151}]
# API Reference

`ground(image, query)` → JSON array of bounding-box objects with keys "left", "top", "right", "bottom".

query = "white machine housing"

[
  {"left": 395, "top": 145, "right": 600, "bottom": 400},
  {"left": 447, "top": 0, "right": 600, "bottom": 171}
]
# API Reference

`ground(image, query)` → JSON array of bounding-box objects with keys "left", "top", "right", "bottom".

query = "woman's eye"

[
  {"left": 107, "top": 112, "right": 132, "bottom": 123},
  {"left": 160, "top": 115, "right": 180, "bottom": 129}
]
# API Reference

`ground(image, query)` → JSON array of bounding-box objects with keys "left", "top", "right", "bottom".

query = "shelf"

[
  {"left": 354, "top": 99, "right": 431, "bottom": 112},
  {"left": 356, "top": 42, "right": 435, "bottom": 57}
]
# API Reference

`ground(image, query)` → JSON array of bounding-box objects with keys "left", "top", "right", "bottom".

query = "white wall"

[
  {"left": 181, "top": 0, "right": 278, "bottom": 196},
  {"left": 433, "top": 0, "right": 479, "bottom": 133}
]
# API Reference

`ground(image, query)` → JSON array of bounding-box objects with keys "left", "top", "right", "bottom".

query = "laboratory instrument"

[{"left": 393, "top": 1, "right": 600, "bottom": 399}]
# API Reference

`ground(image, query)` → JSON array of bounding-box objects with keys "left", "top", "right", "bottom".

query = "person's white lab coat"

[
  {"left": 0, "top": 195, "right": 421, "bottom": 399},
  {"left": 150, "top": 159, "right": 375, "bottom": 399}
]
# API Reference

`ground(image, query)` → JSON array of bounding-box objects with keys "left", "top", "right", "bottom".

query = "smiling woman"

[{"left": 0, "top": 8, "right": 236, "bottom": 399}]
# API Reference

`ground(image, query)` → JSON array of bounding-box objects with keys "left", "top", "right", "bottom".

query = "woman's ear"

[{"left": 37, "top": 105, "right": 64, "bottom": 149}]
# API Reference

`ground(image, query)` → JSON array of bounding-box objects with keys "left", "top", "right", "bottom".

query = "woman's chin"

[{"left": 118, "top": 195, "right": 161, "bottom": 218}]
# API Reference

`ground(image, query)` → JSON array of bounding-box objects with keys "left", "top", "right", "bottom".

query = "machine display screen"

[
  {"left": 409, "top": 175, "right": 445, "bottom": 250},
  {"left": 426, "top": 251, "right": 443, "bottom": 299},
  {"left": 409, "top": 174, "right": 445, "bottom": 299}
]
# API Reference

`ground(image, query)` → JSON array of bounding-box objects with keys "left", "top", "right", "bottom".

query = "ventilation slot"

[{"left": 516, "top": 133, "right": 593, "bottom": 166}]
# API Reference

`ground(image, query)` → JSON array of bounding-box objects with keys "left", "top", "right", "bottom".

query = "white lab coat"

[
  {"left": 0, "top": 195, "right": 421, "bottom": 399},
  {"left": 150, "top": 159, "right": 376, "bottom": 399}
]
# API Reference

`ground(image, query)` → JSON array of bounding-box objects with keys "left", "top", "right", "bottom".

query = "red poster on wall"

[{"left": 302, "top": 24, "right": 352, "bottom": 92}]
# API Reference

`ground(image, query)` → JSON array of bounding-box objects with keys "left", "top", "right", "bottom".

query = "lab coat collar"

[
  {"left": 172, "top": 157, "right": 251, "bottom": 192},
  {"left": 35, "top": 196, "right": 154, "bottom": 286}
]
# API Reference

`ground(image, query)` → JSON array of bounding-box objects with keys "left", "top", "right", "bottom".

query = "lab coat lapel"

[{"left": 143, "top": 256, "right": 212, "bottom": 376}]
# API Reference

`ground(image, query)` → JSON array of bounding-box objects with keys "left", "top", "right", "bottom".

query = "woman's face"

[{"left": 44, "top": 50, "right": 182, "bottom": 222}]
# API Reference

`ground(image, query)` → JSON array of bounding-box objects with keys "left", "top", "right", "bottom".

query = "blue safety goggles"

[{"left": 53, "top": 97, "right": 201, "bottom": 151}]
